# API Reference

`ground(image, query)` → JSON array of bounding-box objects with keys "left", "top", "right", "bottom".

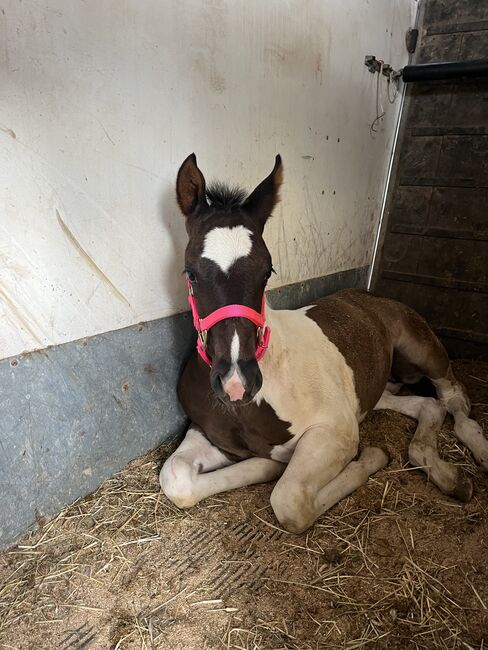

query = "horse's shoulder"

[{"left": 305, "top": 290, "right": 392, "bottom": 413}]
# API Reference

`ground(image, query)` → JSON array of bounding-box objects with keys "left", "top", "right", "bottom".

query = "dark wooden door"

[{"left": 374, "top": 0, "right": 488, "bottom": 360}]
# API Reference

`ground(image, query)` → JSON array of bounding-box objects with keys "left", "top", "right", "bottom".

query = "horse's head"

[{"left": 176, "top": 153, "right": 282, "bottom": 404}]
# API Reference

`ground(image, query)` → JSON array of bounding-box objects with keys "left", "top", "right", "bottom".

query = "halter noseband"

[{"left": 186, "top": 276, "right": 271, "bottom": 367}]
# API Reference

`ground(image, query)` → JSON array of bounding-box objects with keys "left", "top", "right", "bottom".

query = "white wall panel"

[{"left": 0, "top": 0, "right": 416, "bottom": 358}]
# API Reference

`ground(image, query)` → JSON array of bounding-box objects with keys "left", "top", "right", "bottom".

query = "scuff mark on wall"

[
  {"left": 0, "top": 285, "right": 44, "bottom": 346},
  {"left": 56, "top": 210, "right": 131, "bottom": 308},
  {"left": 194, "top": 56, "right": 226, "bottom": 93},
  {"left": 315, "top": 52, "right": 323, "bottom": 85},
  {"left": 192, "top": 0, "right": 227, "bottom": 93},
  {"left": 0, "top": 126, "right": 16, "bottom": 139}
]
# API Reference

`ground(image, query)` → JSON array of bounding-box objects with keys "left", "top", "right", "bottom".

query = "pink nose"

[{"left": 222, "top": 370, "right": 245, "bottom": 401}]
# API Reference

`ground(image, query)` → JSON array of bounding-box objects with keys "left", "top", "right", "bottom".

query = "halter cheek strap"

[{"left": 186, "top": 276, "right": 271, "bottom": 367}]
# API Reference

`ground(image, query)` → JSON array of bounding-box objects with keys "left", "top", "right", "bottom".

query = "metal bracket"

[
  {"left": 364, "top": 55, "right": 402, "bottom": 81},
  {"left": 405, "top": 28, "right": 419, "bottom": 54}
]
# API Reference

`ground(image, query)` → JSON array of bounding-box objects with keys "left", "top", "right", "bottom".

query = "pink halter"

[{"left": 186, "top": 276, "right": 271, "bottom": 367}]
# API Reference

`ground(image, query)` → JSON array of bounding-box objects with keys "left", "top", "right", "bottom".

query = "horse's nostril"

[
  {"left": 235, "top": 361, "right": 262, "bottom": 401},
  {"left": 210, "top": 372, "right": 224, "bottom": 396},
  {"left": 210, "top": 360, "right": 232, "bottom": 395},
  {"left": 253, "top": 372, "right": 263, "bottom": 394}
]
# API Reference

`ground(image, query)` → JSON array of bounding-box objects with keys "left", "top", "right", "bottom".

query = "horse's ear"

[
  {"left": 242, "top": 155, "right": 283, "bottom": 229},
  {"left": 176, "top": 153, "right": 207, "bottom": 217}
]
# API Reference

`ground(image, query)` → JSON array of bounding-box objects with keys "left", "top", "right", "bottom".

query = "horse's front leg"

[
  {"left": 160, "top": 425, "right": 285, "bottom": 508},
  {"left": 270, "top": 415, "right": 388, "bottom": 533}
]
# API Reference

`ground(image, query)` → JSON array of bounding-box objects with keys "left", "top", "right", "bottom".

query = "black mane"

[{"left": 206, "top": 182, "right": 247, "bottom": 211}]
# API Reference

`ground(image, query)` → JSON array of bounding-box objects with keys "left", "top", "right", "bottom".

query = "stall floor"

[{"left": 1, "top": 360, "right": 487, "bottom": 649}]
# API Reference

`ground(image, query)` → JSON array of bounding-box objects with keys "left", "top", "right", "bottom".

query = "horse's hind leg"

[
  {"left": 375, "top": 392, "right": 472, "bottom": 501},
  {"left": 431, "top": 368, "right": 488, "bottom": 470},
  {"left": 391, "top": 304, "right": 488, "bottom": 471}
]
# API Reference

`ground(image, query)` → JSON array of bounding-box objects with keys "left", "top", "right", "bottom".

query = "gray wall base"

[{"left": 0, "top": 266, "right": 367, "bottom": 548}]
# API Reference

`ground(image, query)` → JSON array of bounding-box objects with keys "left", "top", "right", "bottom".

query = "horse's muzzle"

[{"left": 210, "top": 358, "right": 263, "bottom": 404}]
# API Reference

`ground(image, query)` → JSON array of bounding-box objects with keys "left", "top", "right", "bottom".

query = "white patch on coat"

[
  {"left": 431, "top": 376, "right": 470, "bottom": 411},
  {"left": 230, "top": 330, "right": 240, "bottom": 363},
  {"left": 159, "top": 427, "right": 232, "bottom": 507},
  {"left": 221, "top": 329, "right": 242, "bottom": 382},
  {"left": 221, "top": 330, "right": 245, "bottom": 400},
  {"left": 374, "top": 392, "right": 427, "bottom": 418},
  {"left": 256, "top": 305, "right": 360, "bottom": 459},
  {"left": 202, "top": 225, "right": 253, "bottom": 273},
  {"left": 169, "top": 427, "right": 231, "bottom": 473}
]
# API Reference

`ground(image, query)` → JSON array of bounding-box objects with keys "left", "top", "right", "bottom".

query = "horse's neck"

[
  {"left": 261, "top": 303, "right": 306, "bottom": 370},
  {"left": 263, "top": 304, "right": 283, "bottom": 347}
]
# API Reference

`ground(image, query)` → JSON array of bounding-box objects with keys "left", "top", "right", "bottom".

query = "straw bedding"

[{"left": 0, "top": 360, "right": 487, "bottom": 649}]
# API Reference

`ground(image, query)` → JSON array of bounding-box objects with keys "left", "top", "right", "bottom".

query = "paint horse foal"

[{"left": 160, "top": 155, "right": 487, "bottom": 533}]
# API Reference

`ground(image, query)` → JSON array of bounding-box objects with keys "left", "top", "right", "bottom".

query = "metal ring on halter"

[
  {"left": 256, "top": 327, "right": 263, "bottom": 345},
  {"left": 198, "top": 329, "right": 208, "bottom": 349}
]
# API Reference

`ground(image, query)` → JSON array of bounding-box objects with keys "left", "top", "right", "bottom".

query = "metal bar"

[
  {"left": 365, "top": 0, "right": 422, "bottom": 292},
  {"left": 402, "top": 59, "right": 488, "bottom": 82},
  {"left": 366, "top": 79, "right": 407, "bottom": 291}
]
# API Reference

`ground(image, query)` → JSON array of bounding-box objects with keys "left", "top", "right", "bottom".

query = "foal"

[{"left": 160, "top": 154, "right": 487, "bottom": 533}]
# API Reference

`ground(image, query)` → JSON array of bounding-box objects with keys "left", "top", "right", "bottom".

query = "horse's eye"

[{"left": 187, "top": 271, "right": 197, "bottom": 284}]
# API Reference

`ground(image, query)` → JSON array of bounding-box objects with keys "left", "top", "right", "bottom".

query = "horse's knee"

[
  {"left": 270, "top": 481, "right": 316, "bottom": 534},
  {"left": 159, "top": 455, "right": 199, "bottom": 508}
]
